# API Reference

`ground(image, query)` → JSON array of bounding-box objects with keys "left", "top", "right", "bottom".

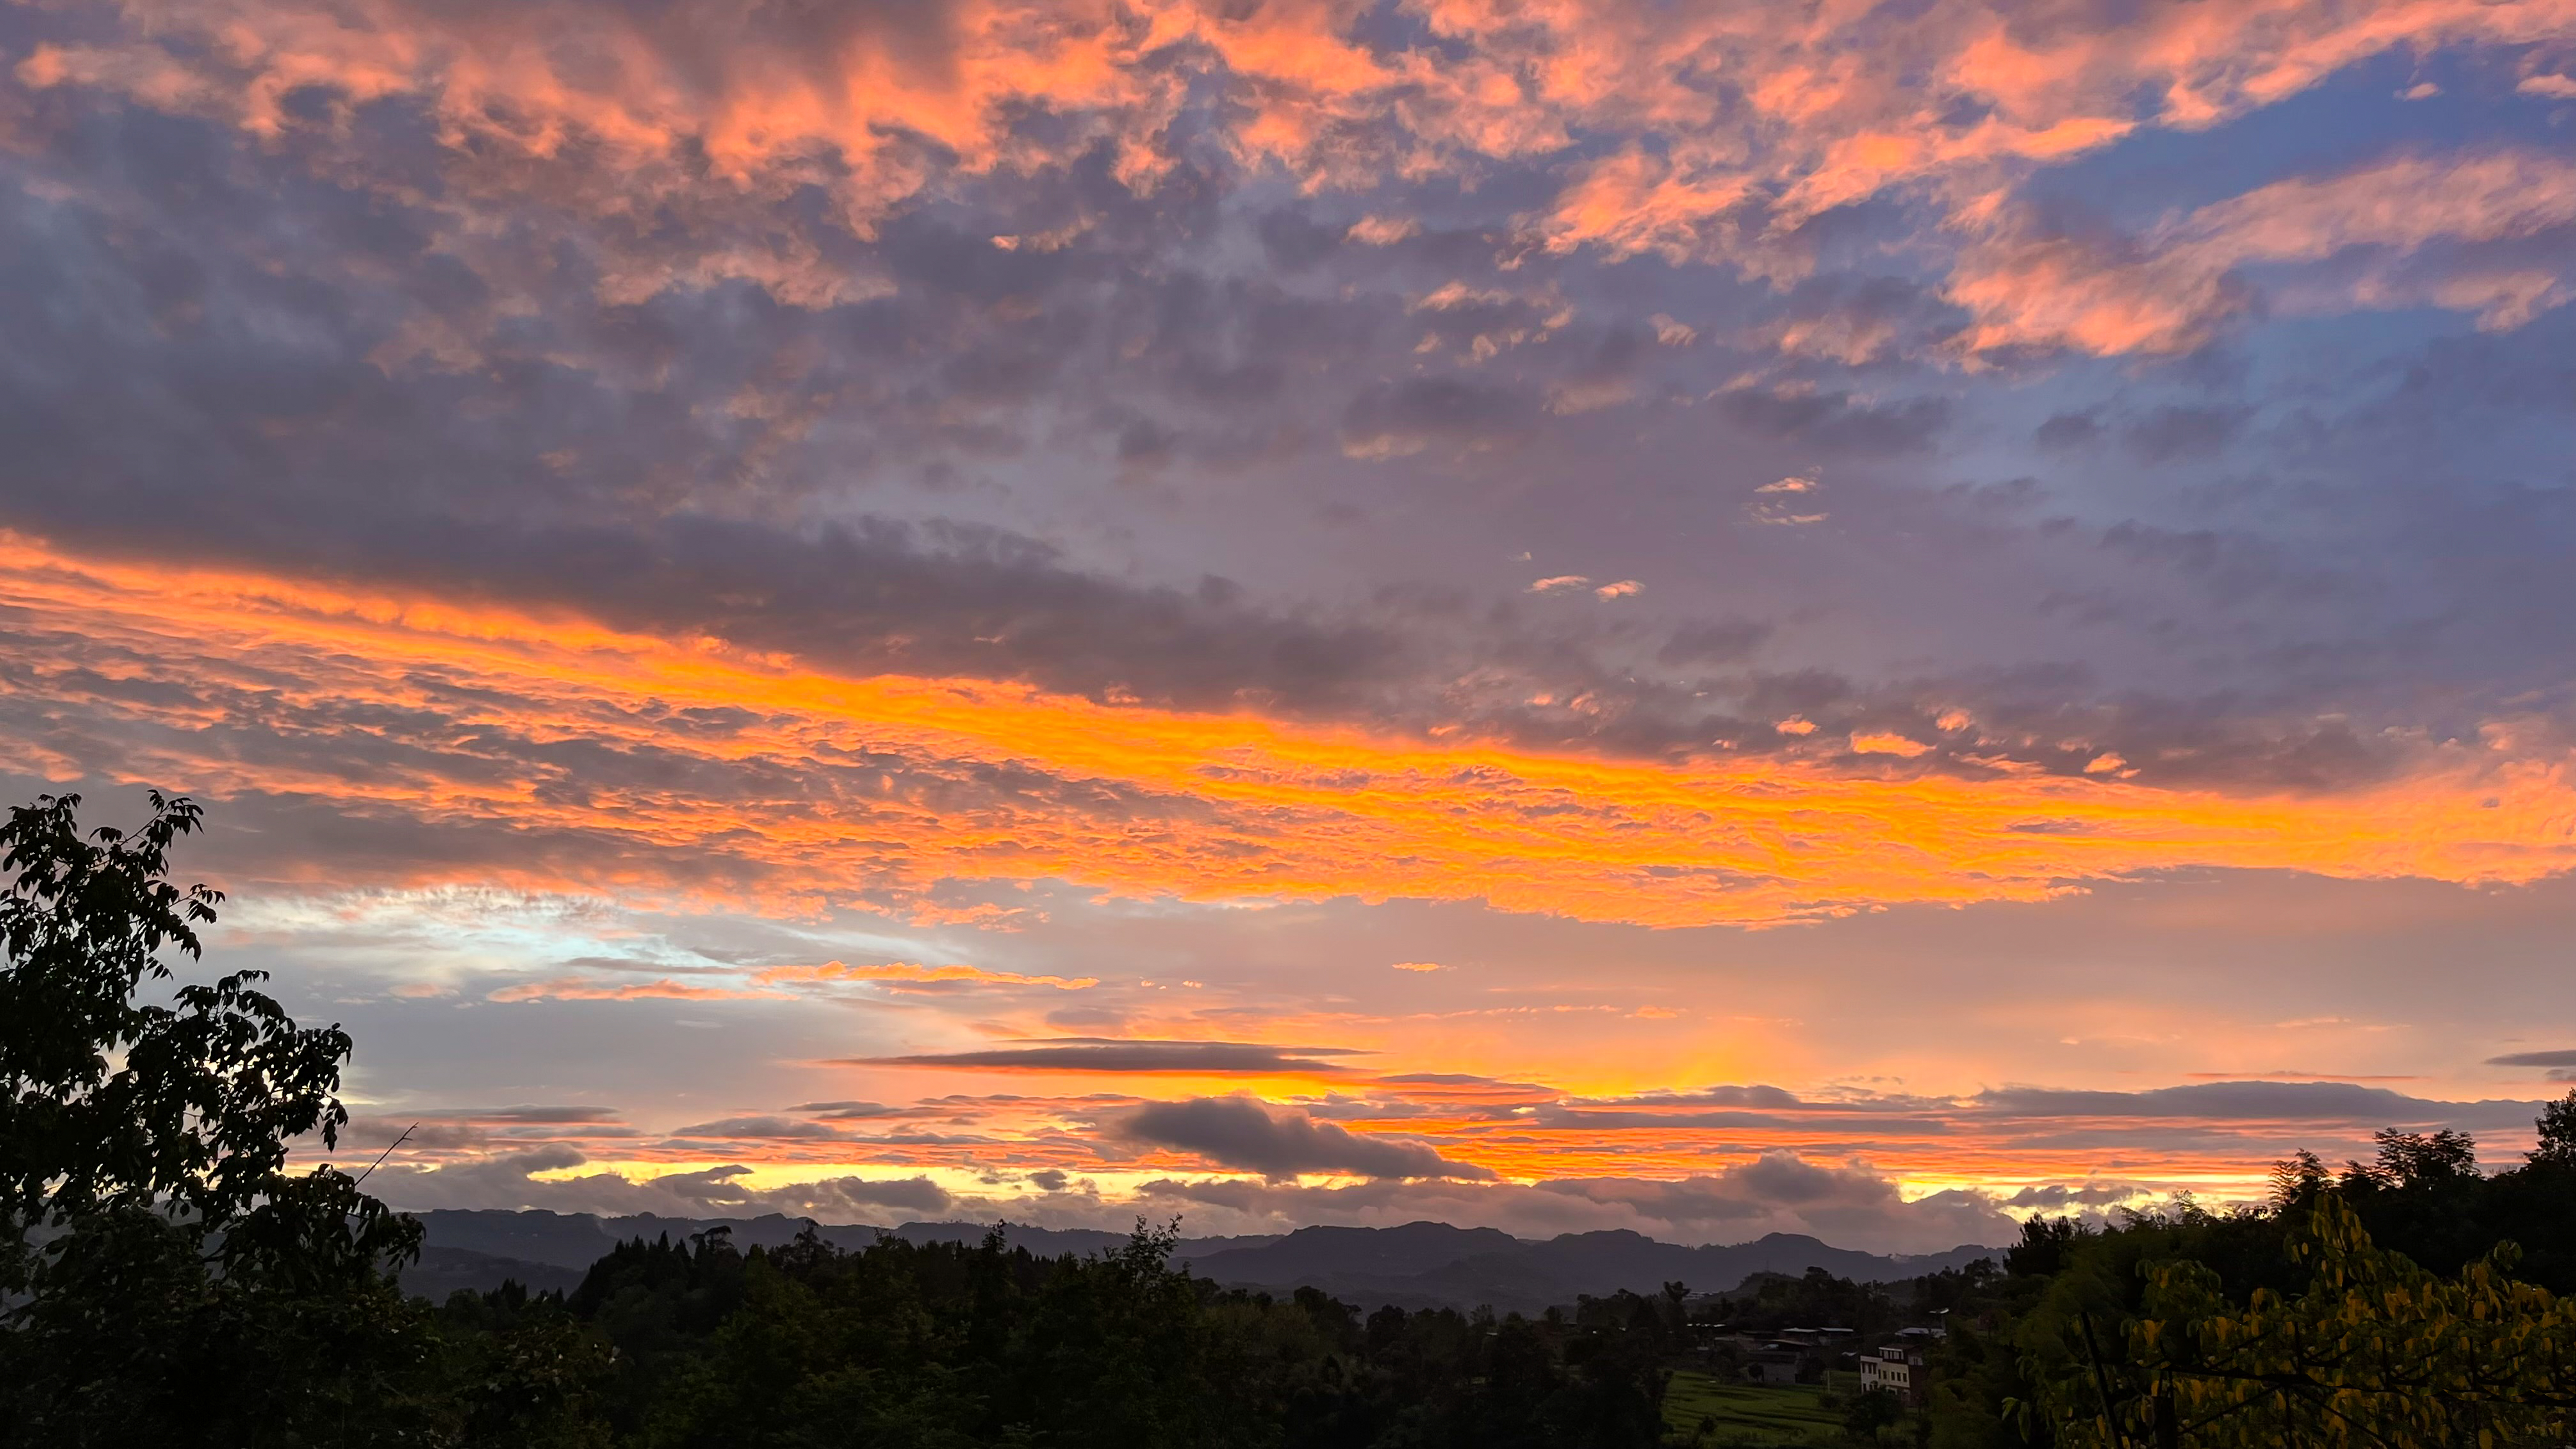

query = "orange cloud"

[
  {"left": 3, "top": 534, "right": 2573, "bottom": 928},
  {"left": 1849, "top": 732, "right": 1933, "bottom": 758}
]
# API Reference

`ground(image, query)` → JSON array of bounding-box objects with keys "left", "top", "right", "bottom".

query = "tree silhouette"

[
  {"left": 0, "top": 792, "right": 426, "bottom": 1447},
  {"left": 2530, "top": 1090, "right": 2576, "bottom": 1169}
]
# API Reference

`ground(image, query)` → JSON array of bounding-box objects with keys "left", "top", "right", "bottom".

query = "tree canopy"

[
  {"left": 1928, "top": 1095, "right": 2576, "bottom": 1449},
  {"left": 0, "top": 792, "right": 425, "bottom": 1447}
]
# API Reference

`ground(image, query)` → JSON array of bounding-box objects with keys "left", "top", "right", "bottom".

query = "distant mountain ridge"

[
  {"left": 1180, "top": 1222, "right": 1998, "bottom": 1315},
  {"left": 406, "top": 1209, "right": 2001, "bottom": 1313}
]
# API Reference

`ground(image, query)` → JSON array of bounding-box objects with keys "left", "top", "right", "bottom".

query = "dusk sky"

[{"left": 5, "top": 0, "right": 2576, "bottom": 1253}]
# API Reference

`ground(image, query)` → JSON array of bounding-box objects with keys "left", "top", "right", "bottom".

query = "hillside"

[{"left": 404, "top": 1209, "right": 2000, "bottom": 1311}]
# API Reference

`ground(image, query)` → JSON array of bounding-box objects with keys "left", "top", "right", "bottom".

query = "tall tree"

[
  {"left": 0, "top": 792, "right": 428, "bottom": 1447},
  {"left": 2530, "top": 1091, "right": 2576, "bottom": 1170}
]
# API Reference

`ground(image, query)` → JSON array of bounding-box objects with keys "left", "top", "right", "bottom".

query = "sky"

[{"left": 3, "top": 0, "right": 2576, "bottom": 1255}]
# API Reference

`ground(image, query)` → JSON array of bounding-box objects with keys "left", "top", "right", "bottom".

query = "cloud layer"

[
  {"left": 350, "top": 1072, "right": 2557, "bottom": 1251},
  {"left": 6, "top": 540, "right": 2571, "bottom": 929}
]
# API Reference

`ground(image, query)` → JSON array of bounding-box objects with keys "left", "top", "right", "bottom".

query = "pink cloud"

[
  {"left": 19, "top": 0, "right": 2570, "bottom": 336},
  {"left": 1952, "top": 147, "right": 2576, "bottom": 355}
]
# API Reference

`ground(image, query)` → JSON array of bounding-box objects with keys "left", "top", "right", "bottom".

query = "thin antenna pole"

[
  {"left": 2078, "top": 1307, "right": 2135, "bottom": 1449},
  {"left": 354, "top": 1123, "right": 417, "bottom": 1186}
]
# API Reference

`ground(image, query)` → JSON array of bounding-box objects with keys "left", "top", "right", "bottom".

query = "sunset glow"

[
  {"left": 6, "top": 0, "right": 2576, "bottom": 1252},
  {"left": 14, "top": 538, "right": 2571, "bottom": 923}
]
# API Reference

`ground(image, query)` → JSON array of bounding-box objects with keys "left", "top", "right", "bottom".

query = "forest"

[{"left": 7, "top": 791, "right": 2576, "bottom": 1448}]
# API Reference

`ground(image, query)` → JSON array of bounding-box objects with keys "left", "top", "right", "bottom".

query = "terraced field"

[{"left": 1660, "top": 1370, "right": 1846, "bottom": 1447}]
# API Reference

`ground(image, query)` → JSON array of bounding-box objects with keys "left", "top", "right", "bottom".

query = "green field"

[{"left": 1661, "top": 1370, "right": 1847, "bottom": 1447}]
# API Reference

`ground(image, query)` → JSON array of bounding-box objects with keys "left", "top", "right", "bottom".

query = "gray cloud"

[
  {"left": 341, "top": 1104, "right": 637, "bottom": 1153},
  {"left": 2035, "top": 410, "right": 2102, "bottom": 450},
  {"left": 1338, "top": 377, "right": 1534, "bottom": 458},
  {"left": 1714, "top": 386, "right": 1951, "bottom": 455},
  {"left": 1116, "top": 1096, "right": 1495, "bottom": 1181},
  {"left": 426, "top": 1106, "right": 627, "bottom": 1125},
  {"left": 1656, "top": 621, "right": 1772, "bottom": 667},
  {"left": 2122, "top": 404, "right": 2255, "bottom": 463},
  {"left": 2487, "top": 1050, "right": 2576, "bottom": 1068},
  {"left": 1135, "top": 1151, "right": 2014, "bottom": 1252},
  {"left": 345, "top": 1117, "right": 491, "bottom": 1152},
  {"left": 1974, "top": 1081, "right": 2543, "bottom": 1129},
  {"left": 377, "top": 1150, "right": 947, "bottom": 1220},
  {"left": 669, "top": 1116, "right": 848, "bottom": 1140},
  {"left": 791, "top": 1101, "right": 913, "bottom": 1120},
  {"left": 1537, "top": 1154, "right": 2009, "bottom": 1247},
  {"left": 796, "top": 1176, "right": 955, "bottom": 1216},
  {"left": 854, "top": 1039, "right": 1372, "bottom": 1075},
  {"left": 372, "top": 1147, "right": 715, "bottom": 1215},
  {"left": 2004, "top": 1183, "right": 2154, "bottom": 1210},
  {"left": 374, "top": 1143, "right": 2004, "bottom": 1252}
]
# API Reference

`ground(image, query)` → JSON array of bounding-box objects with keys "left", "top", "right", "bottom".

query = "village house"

[{"left": 1858, "top": 1343, "right": 1929, "bottom": 1406}]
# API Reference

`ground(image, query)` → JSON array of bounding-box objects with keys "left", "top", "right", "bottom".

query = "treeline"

[
  {"left": 1710, "top": 1260, "right": 1993, "bottom": 1338},
  {"left": 7, "top": 1201, "right": 1682, "bottom": 1448},
  {"left": 1921, "top": 1113, "right": 2576, "bottom": 1448},
  {"left": 425, "top": 1220, "right": 1672, "bottom": 1448}
]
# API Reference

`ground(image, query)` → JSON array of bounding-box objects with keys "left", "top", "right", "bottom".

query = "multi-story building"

[{"left": 1858, "top": 1344, "right": 1927, "bottom": 1405}]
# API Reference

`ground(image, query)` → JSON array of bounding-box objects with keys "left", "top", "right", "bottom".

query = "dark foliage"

[
  {"left": 430, "top": 1218, "right": 1674, "bottom": 1449},
  {"left": 1922, "top": 1092, "right": 2576, "bottom": 1447},
  {"left": 0, "top": 793, "right": 429, "bottom": 1448},
  {"left": 1718, "top": 1265, "right": 1902, "bottom": 1336}
]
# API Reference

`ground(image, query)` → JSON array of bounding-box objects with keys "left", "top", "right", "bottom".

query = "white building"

[{"left": 1858, "top": 1344, "right": 1926, "bottom": 1404}]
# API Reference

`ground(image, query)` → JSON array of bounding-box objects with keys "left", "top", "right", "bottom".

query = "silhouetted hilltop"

[
  {"left": 405, "top": 1209, "right": 1998, "bottom": 1311},
  {"left": 882, "top": 1220, "right": 1284, "bottom": 1260},
  {"left": 1182, "top": 1222, "right": 1995, "bottom": 1314}
]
